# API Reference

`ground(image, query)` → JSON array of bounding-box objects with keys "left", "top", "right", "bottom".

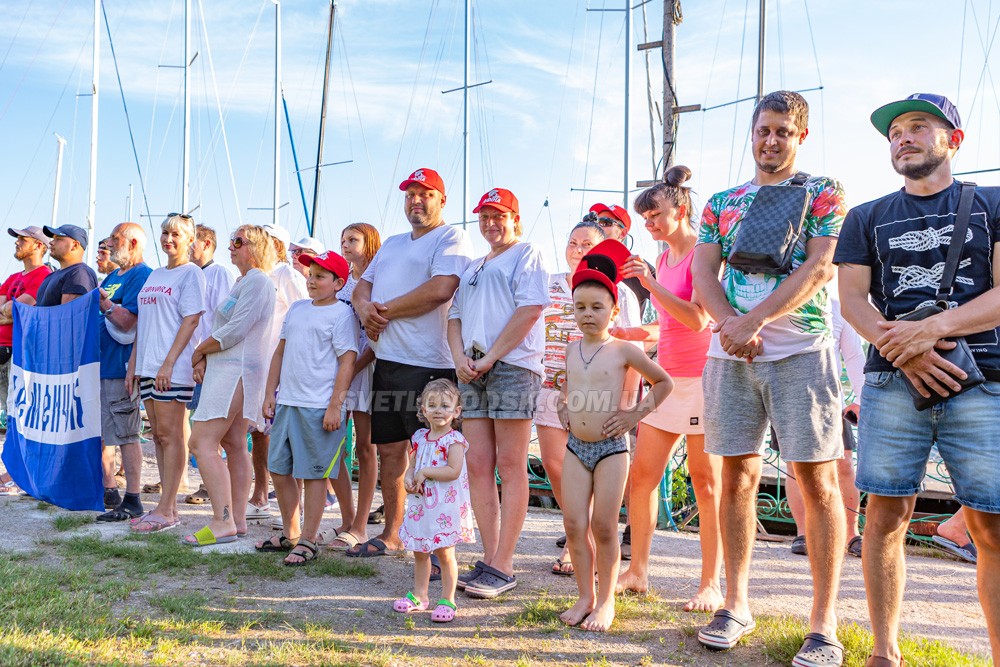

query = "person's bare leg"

[
  {"left": 179, "top": 416, "right": 191, "bottom": 493},
  {"left": 964, "top": 509, "right": 1000, "bottom": 663},
  {"left": 265, "top": 472, "right": 301, "bottom": 545},
  {"left": 559, "top": 452, "right": 596, "bottom": 627},
  {"left": 189, "top": 417, "right": 238, "bottom": 538},
  {"left": 717, "top": 454, "right": 762, "bottom": 621},
  {"left": 144, "top": 399, "right": 164, "bottom": 487},
  {"left": 411, "top": 552, "right": 432, "bottom": 607},
  {"left": 793, "top": 460, "right": 846, "bottom": 638},
  {"left": 464, "top": 418, "right": 499, "bottom": 566},
  {"left": 937, "top": 506, "right": 971, "bottom": 544},
  {"left": 837, "top": 454, "right": 861, "bottom": 540},
  {"left": 147, "top": 399, "right": 189, "bottom": 522},
  {"left": 491, "top": 418, "right": 532, "bottom": 575},
  {"left": 617, "top": 425, "right": 681, "bottom": 594},
  {"left": 330, "top": 459, "right": 355, "bottom": 534},
  {"left": 683, "top": 434, "right": 724, "bottom": 612},
  {"left": 286, "top": 479, "right": 326, "bottom": 564},
  {"left": 435, "top": 546, "right": 458, "bottom": 605},
  {"left": 786, "top": 474, "right": 806, "bottom": 534},
  {"left": 120, "top": 442, "right": 142, "bottom": 496},
  {"left": 338, "top": 411, "right": 375, "bottom": 546},
  {"left": 537, "top": 424, "right": 571, "bottom": 564},
  {"left": 102, "top": 446, "right": 116, "bottom": 489},
  {"left": 249, "top": 430, "right": 271, "bottom": 508},
  {"left": 581, "top": 452, "right": 629, "bottom": 632},
  {"left": 374, "top": 440, "right": 407, "bottom": 550},
  {"left": 862, "top": 494, "right": 916, "bottom": 664},
  {"left": 220, "top": 414, "right": 251, "bottom": 536}
]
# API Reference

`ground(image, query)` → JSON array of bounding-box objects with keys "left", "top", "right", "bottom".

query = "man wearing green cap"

[{"left": 836, "top": 94, "right": 1000, "bottom": 667}]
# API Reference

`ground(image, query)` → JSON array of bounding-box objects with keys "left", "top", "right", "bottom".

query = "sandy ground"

[{"left": 0, "top": 439, "right": 990, "bottom": 664}]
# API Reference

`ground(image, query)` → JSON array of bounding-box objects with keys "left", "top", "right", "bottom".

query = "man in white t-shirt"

[{"left": 349, "top": 167, "right": 473, "bottom": 557}]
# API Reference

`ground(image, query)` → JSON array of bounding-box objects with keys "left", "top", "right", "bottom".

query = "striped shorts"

[{"left": 139, "top": 377, "right": 196, "bottom": 404}]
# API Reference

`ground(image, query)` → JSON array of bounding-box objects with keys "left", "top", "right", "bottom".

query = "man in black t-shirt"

[
  {"left": 835, "top": 93, "right": 1000, "bottom": 667},
  {"left": 35, "top": 224, "right": 98, "bottom": 307}
]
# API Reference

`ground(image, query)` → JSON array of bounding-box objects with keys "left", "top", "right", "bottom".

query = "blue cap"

[
  {"left": 43, "top": 224, "right": 88, "bottom": 250},
  {"left": 870, "top": 94, "right": 962, "bottom": 138}
]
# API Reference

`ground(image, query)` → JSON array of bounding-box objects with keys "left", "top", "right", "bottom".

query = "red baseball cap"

[
  {"left": 398, "top": 168, "right": 446, "bottom": 195},
  {"left": 299, "top": 251, "right": 350, "bottom": 282},
  {"left": 571, "top": 239, "right": 631, "bottom": 304},
  {"left": 473, "top": 188, "right": 519, "bottom": 215},
  {"left": 589, "top": 203, "right": 632, "bottom": 233}
]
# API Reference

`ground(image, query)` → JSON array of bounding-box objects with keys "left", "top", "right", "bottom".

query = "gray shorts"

[
  {"left": 703, "top": 347, "right": 843, "bottom": 463},
  {"left": 100, "top": 378, "right": 142, "bottom": 447},
  {"left": 459, "top": 360, "right": 541, "bottom": 420},
  {"left": 268, "top": 404, "right": 348, "bottom": 479}
]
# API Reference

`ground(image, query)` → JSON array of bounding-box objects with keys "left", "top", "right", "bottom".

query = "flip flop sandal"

[
  {"left": 464, "top": 564, "right": 516, "bottom": 599},
  {"left": 393, "top": 592, "right": 427, "bottom": 613},
  {"left": 284, "top": 539, "right": 318, "bottom": 566},
  {"left": 697, "top": 609, "right": 757, "bottom": 650},
  {"left": 255, "top": 534, "right": 297, "bottom": 552},
  {"left": 96, "top": 506, "right": 143, "bottom": 523},
  {"left": 184, "top": 485, "right": 210, "bottom": 505},
  {"left": 141, "top": 482, "right": 162, "bottom": 494},
  {"left": 367, "top": 504, "right": 385, "bottom": 525},
  {"left": 430, "top": 553, "right": 442, "bottom": 582},
  {"left": 430, "top": 599, "right": 457, "bottom": 623},
  {"left": 932, "top": 535, "right": 978, "bottom": 564},
  {"left": 345, "top": 537, "right": 402, "bottom": 558},
  {"left": 791, "top": 534, "right": 808, "bottom": 556},
  {"left": 0, "top": 480, "right": 20, "bottom": 495},
  {"left": 456, "top": 560, "right": 487, "bottom": 590},
  {"left": 184, "top": 525, "right": 238, "bottom": 547},
  {"left": 327, "top": 532, "right": 361, "bottom": 552},
  {"left": 131, "top": 514, "right": 179, "bottom": 534},
  {"left": 846, "top": 536, "right": 863, "bottom": 558},
  {"left": 551, "top": 558, "right": 575, "bottom": 576},
  {"left": 792, "top": 633, "right": 845, "bottom": 667}
]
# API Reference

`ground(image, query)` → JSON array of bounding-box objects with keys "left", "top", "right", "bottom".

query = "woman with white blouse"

[
  {"left": 127, "top": 214, "right": 206, "bottom": 533},
  {"left": 183, "top": 225, "right": 277, "bottom": 545}
]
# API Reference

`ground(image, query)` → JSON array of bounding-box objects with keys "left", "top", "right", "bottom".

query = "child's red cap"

[
  {"left": 571, "top": 239, "right": 631, "bottom": 304},
  {"left": 299, "top": 251, "right": 350, "bottom": 282}
]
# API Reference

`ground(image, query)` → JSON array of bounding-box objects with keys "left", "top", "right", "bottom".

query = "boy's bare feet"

[
  {"left": 615, "top": 567, "right": 648, "bottom": 594},
  {"left": 580, "top": 599, "right": 616, "bottom": 632},
  {"left": 683, "top": 584, "right": 723, "bottom": 612},
  {"left": 559, "top": 597, "right": 594, "bottom": 627}
]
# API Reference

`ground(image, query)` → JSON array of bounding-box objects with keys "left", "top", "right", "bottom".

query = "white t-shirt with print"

[
  {"left": 265, "top": 262, "right": 308, "bottom": 357},
  {"left": 276, "top": 299, "right": 360, "bottom": 409},
  {"left": 448, "top": 242, "right": 550, "bottom": 376},
  {"left": 195, "top": 261, "right": 235, "bottom": 345},
  {"left": 135, "top": 262, "right": 207, "bottom": 386},
  {"left": 362, "top": 224, "right": 473, "bottom": 368}
]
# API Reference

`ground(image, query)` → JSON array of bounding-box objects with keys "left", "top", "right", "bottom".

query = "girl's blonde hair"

[
  {"left": 162, "top": 213, "right": 197, "bottom": 241},
  {"left": 235, "top": 225, "right": 277, "bottom": 273},
  {"left": 416, "top": 378, "right": 462, "bottom": 430}
]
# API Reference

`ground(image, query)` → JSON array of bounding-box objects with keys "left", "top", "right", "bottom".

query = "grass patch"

[
  {"left": 52, "top": 514, "right": 94, "bottom": 532},
  {"left": 754, "top": 615, "right": 991, "bottom": 667},
  {"left": 508, "top": 589, "right": 680, "bottom": 635}
]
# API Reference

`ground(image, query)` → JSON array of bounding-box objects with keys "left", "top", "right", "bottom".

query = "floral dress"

[{"left": 398, "top": 428, "right": 476, "bottom": 553}]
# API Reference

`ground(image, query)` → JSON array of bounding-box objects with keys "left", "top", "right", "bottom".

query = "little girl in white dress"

[{"left": 395, "top": 379, "right": 475, "bottom": 623}]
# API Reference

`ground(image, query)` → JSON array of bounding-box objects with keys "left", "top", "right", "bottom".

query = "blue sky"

[{"left": 0, "top": 0, "right": 998, "bottom": 276}]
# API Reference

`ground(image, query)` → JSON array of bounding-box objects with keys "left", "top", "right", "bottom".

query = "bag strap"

[
  {"left": 937, "top": 181, "right": 977, "bottom": 301},
  {"left": 789, "top": 171, "right": 810, "bottom": 186}
]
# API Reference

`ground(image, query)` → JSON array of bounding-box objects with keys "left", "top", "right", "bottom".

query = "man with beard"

[
  {"left": 836, "top": 94, "right": 1000, "bottom": 667},
  {"left": 95, "top": 223, "right": 153, "bottom": 520},
  {"left": 349, "top": 167, "right": 472, "bottom": 558},
  {"left": 35, "top": 224, "right": 98, "bottom": 306},
  {"left": 691, "top": 90, "right": 849, "bottom": 665}
]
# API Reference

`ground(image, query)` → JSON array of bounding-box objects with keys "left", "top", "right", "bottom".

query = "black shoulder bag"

[
  {"left": 895, "top": 181, "right": 984, "bottom": 411},
  {"left": 728, "top": 171, "right": 811, "bottom": 275}
]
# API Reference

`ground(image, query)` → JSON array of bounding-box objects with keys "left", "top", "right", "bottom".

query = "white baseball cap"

[
  {"left": 290, "top": 236, "right": 326, "bottom": 254},
  {"left": 261, "top": 224, "right": 291, "bottom": 248}
]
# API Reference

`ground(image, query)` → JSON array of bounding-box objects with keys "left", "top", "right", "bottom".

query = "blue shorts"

[
  {"left": 268, "top": 404, "right": 348, "bottom": 480},
  {"left": 857, "top": 370, "right": 1000, "bottom": 513}
]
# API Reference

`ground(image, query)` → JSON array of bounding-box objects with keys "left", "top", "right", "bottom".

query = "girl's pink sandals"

[{"left": 430, "top": 599, "right": 456, "bottom": 623}]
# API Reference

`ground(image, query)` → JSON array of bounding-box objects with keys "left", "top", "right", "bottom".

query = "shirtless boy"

[{"left": 558, "top": 239, "right": 673, "bottom": 632}]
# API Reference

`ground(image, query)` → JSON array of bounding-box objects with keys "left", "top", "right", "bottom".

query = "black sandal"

[
  {"left": 255, "top": 534, "right": 296, "bottom": 552},
  {"left": 96, "top": 506, "right": 143, "bottom": 523},
  {"left": 284, "top": 539, "right": 318, "bottom": 566}
]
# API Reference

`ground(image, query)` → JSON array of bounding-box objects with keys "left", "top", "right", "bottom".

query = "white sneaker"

[
  {"left": 270, "top": 514, "right": 304, "bottom": 531},
  {"left": 246, "top": 502, "right": 272, "bottom": 520}
]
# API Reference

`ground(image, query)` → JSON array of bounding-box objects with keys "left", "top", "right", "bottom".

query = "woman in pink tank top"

[{"left": 619, "top": 165, "right": 724, "bottom": 613}]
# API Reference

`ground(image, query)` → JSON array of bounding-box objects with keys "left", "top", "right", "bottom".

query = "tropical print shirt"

[{"left": 698, "top": 174, "right": 847, "bottom": 361}]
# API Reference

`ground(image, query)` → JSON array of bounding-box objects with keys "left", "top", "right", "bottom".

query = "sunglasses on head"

[
  {"left": 230, "top": 236, "right": 247, "bottom": 249},
  {"left": 167, "top": 212, "right": 193, "bottom": 219}
]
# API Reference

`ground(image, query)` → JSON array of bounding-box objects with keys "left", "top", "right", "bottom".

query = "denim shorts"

[
  {"left": 857, "top": 370, "right": 1000, "bottom": 513},
  {"left": 459, "top": 360, "right": 540, "bottom": 420}
]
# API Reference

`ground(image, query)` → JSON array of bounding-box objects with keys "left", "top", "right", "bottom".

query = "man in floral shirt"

[{"left": 691, "top": 90, "right": 849, "bottom": 666}]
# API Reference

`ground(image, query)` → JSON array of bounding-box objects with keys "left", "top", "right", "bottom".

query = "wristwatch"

[{"left": 103, "top": 302, "right": 117, "bottom": 316}]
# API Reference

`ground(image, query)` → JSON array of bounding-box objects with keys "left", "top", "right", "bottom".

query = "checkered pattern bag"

[{"left": 728, "top": 172, "right": 811, "bottom": 275}]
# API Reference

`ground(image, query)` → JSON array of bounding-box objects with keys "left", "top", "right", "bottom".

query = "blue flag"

[{"left": 2, "top": 290, "right": 103, "bottom": 511}]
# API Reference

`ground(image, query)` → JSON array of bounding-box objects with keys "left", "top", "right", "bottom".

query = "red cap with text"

[
  {"left": 473, "top": 188, "right": 519, "bottom": 214},
  {"left": 299, "top": 251, "right": 350, "bottom": 282},
  {"left": 398, "top": 168, "right": 446, "bottom": 195},
  {"left": 589, "top": 203, "right": 632, "bottom": 234},
  {"left": 571, "top": 239, "right": 631, "bottom": 304}
]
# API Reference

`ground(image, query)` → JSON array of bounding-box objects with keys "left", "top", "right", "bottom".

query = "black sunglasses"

[
  {"left": 230, "top": 236, "right": 247, "bottom": 249},
  {"left": 596, "top": 216, "right": 625, "bottom": 231},
  {"left": 468, "top": 258, "right": 487, "bottom": 286},
  {"left": 167, "top": 212, "right": 193, "bottom": 220}
]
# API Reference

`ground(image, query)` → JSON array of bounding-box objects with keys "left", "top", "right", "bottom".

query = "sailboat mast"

[
  {"left": 662, "top": 3, "right": 676, "bottom": 171},
  {"left": 623, "top": 0, "right": 631, "bottom": 208},
  {"left": 273, "top": 0, "right": 281, "bottom": 228},
  {"left": 311, "top": 0, "right": 336, "bottom": 236},
  {"left": 86, "top": 0, "right": 99, "bottom": 263},
  {"left": 53, "top": 134, "right": 67, "bottom": 229},
  {"left": 757, "top": 0, "right": 766, "bottom": 103},
  {"left": 462, "top": 0, "right": 470, "bottom": 229},
  {"left": 182, "top": 0, "right": 191, "bottom": 213}
]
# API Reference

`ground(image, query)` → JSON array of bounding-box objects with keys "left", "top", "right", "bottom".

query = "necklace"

[{"left": 579, "top": 336, "right": 611, "bottom": 369}]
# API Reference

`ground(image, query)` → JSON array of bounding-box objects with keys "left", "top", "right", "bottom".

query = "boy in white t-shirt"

[{"left": 258, "top": 251, "right": 359, "bottom": 566}]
